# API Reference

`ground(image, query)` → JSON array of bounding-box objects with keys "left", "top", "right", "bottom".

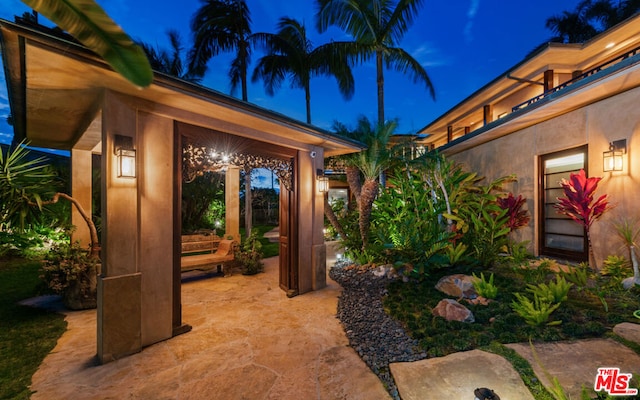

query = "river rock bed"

[{"left": 329, "top": 262, "right": 427, "bottom": 400}]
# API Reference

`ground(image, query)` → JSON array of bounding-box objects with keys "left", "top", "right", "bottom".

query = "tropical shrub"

[
  {"left": 472, "top": 272, "right": 498, "bottom": 299},
  {"left": 505, "top": 240, "right": 532, "bottom": 265},
  {"left": 235, "top": 231, "right": 264, "bottom": 275},
  {"left": 497, "top": 192, "right": 531, "bottom": 232},
  {"left": 527, "top": 275, "right": 572, "bottom": 303},
  {"left": 182, "top": 171, "right": 225, "bottom": 232},
  {"left": 554, "top": 169, "right": 610, "bottom": 269},
  {"left": 371, "top": 170, "right": 452, "bottom": 274},
  {"left": 613, "top": 218, "right": 640, "bottom": 287},
  {"left": 454, "top": 176, "right": 515, "bottom": 267},
  {"left": 511, "top": 292, "right": 562, "bottom": 326},
  {"left": 560, "top": 263, "right": 589, "bottom": 289},
  {"left": 602, "top": 255, "right": 629, "bottom": 279},
  {"left": 40, "top": 241, "right": 100, "bottom": 309},
  {"left": 0, "top": 142, "right": 58, "bottom": 231}
]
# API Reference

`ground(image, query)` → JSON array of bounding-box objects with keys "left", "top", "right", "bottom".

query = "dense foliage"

[
  {"left": 332, "top": 150, "right": 524, "bottom": 275},
  {"left": 384, "top": 259, "right": 640, "bottom": 358}
]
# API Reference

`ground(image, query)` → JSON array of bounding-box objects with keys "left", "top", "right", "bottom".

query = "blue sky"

[{"left": 0, "top": 0, "right": 584, "bottom": 146}]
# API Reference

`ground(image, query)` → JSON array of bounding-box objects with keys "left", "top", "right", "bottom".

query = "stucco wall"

[{"left": 449, "top": 86, "right": 640, "bottom": 265}]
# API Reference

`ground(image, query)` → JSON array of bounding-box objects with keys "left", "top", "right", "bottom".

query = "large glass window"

[{"left": 539, "top": 146, "right": 588, "bottom": 261}]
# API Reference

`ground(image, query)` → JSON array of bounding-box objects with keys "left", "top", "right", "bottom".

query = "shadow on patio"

[{"left": 28, "top": 256, "right": 391, "bottom": 399}]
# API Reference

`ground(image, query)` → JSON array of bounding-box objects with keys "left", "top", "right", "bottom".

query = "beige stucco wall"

[{"left": 449, "top": 85, "right": 640, "bottom": 265}]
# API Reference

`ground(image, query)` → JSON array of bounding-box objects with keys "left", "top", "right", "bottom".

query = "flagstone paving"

[
  {"left": 27, "top": 257, "right": 390, "bottom": 400},
  {"left": 24, "top": 254, "right": 640, "bottom": 399}
]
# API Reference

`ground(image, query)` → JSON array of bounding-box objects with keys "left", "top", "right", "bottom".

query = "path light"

[
  {"left": 317, "top": 169, "right": 329, "bottom": 193},
  {"left": 474, "top": 387, "right": 500, "bottom": 400},
  {"left": 603, "top": 139, "right": 626, "bottom": 172},
  {"left": 114, "top": 134, "right": 136, "bottom": 178}
]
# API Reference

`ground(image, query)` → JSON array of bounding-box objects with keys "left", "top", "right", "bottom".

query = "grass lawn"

[{"left": 0, "top": 257, "right": 66, "bottom": 400}]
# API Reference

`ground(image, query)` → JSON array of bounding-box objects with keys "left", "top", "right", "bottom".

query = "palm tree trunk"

[
  {"left": 324, "top": 192, "right": 346, "bottom": 239},
  {"left": 345, "top": 166, "right": 362, "bottom": 208},
  {"left": 305, "top": 81, "right": 312, "bottom": 124},
  {"left": 241, "top": 68, "right": 248, "bottom": 101},
  {"left": 359, "top": 178, "right": 379, "bottom": 249},
  {"left": 376, "top": 50, "right": 384, "bottom": 126}
]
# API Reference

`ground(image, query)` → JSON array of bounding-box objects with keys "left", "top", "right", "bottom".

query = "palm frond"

[{"left": 22, "top": 0, "right": 152, "bottom": 87}]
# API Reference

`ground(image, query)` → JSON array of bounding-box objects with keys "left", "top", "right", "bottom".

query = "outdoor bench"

[{"left": 181, "top": 234, "right": 237, "bottom": 274}]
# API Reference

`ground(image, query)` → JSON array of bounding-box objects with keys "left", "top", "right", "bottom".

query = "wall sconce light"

[
  {"left": 317, "top": 169, "right": 329, "bottom": 193},
  {"left": 603, "top": 139, "right": 626, "bottom": 172},
  {"left": 114, "top": 134, "right": 136, "bottom": 178}
]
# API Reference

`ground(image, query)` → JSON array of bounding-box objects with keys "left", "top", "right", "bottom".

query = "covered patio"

[{"left": 25, "top": 257, "right": 391, "bottom": 399}]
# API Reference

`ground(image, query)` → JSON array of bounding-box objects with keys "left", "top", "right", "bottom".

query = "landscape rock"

[
  {"left": 435, "top": 274, "right": 478, "bottom": 298},
  {"left": 432, "top": 299, "right": 475, "bottom": 323},
  {"left": 372, "top": 264, "right": 398, "bottom": 280}
]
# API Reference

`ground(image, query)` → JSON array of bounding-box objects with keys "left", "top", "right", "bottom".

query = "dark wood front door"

[{"left": 279, "top": 163, "right": 298, "bottom": 296}]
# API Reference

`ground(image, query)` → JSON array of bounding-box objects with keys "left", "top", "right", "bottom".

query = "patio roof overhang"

[{"left": 0, "top": 19, "right": 364, "bottom": 157}]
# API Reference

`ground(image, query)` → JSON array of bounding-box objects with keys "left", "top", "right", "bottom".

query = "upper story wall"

[{"left": 419, "top": 14, "right": 640, "bottom": 149}]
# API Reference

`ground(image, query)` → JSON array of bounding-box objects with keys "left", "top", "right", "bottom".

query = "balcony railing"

[{"left": 511, "top": 45, "right": 640, "bottom": 112}]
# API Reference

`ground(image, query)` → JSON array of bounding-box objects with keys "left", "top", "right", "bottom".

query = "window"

[{"left": 538, "top": 146, "right": 588, "bottom": 261}]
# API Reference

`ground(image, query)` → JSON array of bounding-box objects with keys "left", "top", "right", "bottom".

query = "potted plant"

[
  {"left": 40, "top": 241, "right": 100, "bottom": 310},
  {"left": 235, "top": 231, "right": 264, "bottom": 275}
]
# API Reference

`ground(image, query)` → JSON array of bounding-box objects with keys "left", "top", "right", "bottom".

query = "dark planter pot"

[{"left": 62, "top": 263, "right": 99, "bottom": 310}]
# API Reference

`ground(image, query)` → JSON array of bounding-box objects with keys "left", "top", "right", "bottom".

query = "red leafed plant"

[
  {"left": 554, "top": 169, "right": 610, "bottom": 269},
  {"left": 497, "top": 193, "right": 531, "bottom": 232}
]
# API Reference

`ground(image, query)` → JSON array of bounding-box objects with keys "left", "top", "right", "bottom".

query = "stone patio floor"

[{"left": 24, "top": 255, "right": 640, "bottom": 399}]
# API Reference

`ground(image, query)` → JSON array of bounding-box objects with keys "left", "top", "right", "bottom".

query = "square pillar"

[
  {"left": 225, "top": 166, "right": 240, "bottom": 242},
  {"left": 70, "top": 148, "right": 93, "bottom": 248}
]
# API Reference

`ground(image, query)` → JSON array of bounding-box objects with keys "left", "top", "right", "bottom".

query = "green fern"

[
  {"left": 511, "top": 293, "right": 562, "bottom": 326},
  {"left": 472, "top": 272, "right": 498, "bottom": 299},
  {"left": 527, "top": 275, "right": 572, "bottom": 303}
]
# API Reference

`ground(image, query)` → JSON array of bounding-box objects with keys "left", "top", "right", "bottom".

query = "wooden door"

[{"left": 279, "top": 163, "right": 298, "bottom": 296}]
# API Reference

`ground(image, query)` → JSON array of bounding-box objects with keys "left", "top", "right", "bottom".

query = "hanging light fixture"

[
  {"left": 114, "top": 134, "right": 136, "bottom": 178},
  {"left": 317, "top": 169, "right": 329, "bottom": 193},
  {"left": 603, "top": 139, "right": 626, "bottom": 172}
]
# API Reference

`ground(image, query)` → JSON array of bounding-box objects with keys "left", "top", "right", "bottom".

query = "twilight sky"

[{"left": 0, "top": 0, "right": 584, "bottom": 147}]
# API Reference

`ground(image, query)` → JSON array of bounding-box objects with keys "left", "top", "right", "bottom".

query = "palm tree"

[
  {"left": 328, "top": 117, "right": 396, "bottom": 249},
  {"left": 545, "top": 0, "right": 640, "bottom": 44},
  {"left": 188, "top": 0, "right": 254, "bottom": 101},
  {"left": 545, "top": 1, "right": 600, "bottom": 43},
  {"left": 252, "top": 17, "right": 355, "bottom": 124},
  {"left": 315, "top": 0, "right": 435, "bottom": 126},
  {"left": 138, "top": 30, "right": 202, "bottom": 83}
]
